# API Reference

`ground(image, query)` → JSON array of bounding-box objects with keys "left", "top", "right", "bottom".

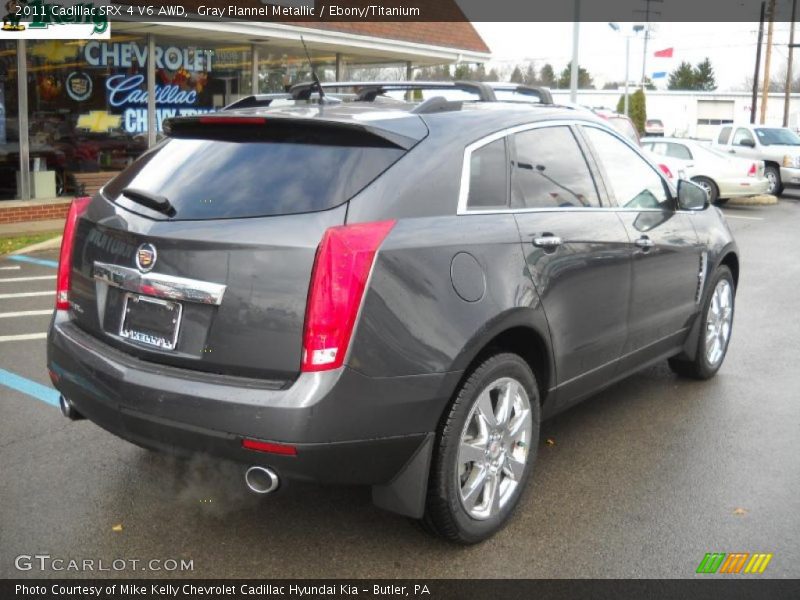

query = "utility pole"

[
  {"left": 784, "top": 0, "right": 797, "bottom": 127},
  {"left": 752, "top": 1, "right": 766, "bottom": 124},
  {"left": 635, "top": 0, "right": 662, "bottom": 88},
  {"left": 760, "top": 0, "right": 776, "bottom": 124},
  {"left": 570, "top": 0, "right": 580, "bottom": 102}
]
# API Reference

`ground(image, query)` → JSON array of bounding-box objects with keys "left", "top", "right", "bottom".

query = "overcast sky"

[{"left": 473, "top": 22, "right": 797, "bottom": 91}]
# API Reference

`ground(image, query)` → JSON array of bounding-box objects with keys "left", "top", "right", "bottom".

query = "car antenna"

[{"left": 300, "top": 36, "right": 327, "bottom": 104}]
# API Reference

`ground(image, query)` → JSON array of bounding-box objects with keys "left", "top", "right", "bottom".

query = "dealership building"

[{"left": 0, "top": 19, "right": 490, "bottom": 224}]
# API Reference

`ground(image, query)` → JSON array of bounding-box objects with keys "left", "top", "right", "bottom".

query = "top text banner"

[{"left": 0, "top": 0, "right": 788, "bottom": 26}]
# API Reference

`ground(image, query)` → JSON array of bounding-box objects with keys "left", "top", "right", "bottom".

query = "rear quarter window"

[
  {"left": 104, "top": 132, "right": 405, "bottom": 220},
  {"left": 467, "top": 138, "right": 510, "bottom": 209}
]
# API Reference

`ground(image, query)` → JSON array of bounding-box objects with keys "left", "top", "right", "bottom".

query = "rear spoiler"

[{"left": 162, "top": 114, "right": 427, "bottom": 151}]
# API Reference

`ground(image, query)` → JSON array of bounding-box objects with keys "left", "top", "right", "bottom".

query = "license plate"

[{"left": 120, "top": 293, "right": 182, "bottom": 350}]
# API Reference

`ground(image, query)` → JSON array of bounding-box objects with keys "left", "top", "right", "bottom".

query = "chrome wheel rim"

[
  {"left": 705, "top": 279, "right": 733, "bottom": 366},
  {"left": 457, "top": 377, "right": 533, "bottom": 520},
  {"left": 696, "top": 180, "right": 713, "bottom": 197},
  {"left": 766, "top": 170, "right": 777, "bottom": 194}
]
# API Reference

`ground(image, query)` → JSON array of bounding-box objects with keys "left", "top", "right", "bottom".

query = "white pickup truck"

[{"left": 712, "top": 124, "right": 800, "bottom": 195}]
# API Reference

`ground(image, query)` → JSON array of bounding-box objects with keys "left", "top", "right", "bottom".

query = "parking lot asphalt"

[{"left": 0, "top": 197, "right": 798, "bottom": 580}]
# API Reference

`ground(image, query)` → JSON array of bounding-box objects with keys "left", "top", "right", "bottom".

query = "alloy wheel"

[
  {"left": 456, "top": 377, "right": 533, "bottom": 520},
  {"left": 705, "top": 279, "right": 733, "bottom": 366}
]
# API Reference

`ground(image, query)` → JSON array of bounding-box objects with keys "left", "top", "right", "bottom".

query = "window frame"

[
  {"left": 732, "top": 127, "right": 756, "bottom": 147},
  {"left": 458, "top": 119, "right": 617, "bottom": 215},
  {"left": 717, "top": 126, "right": 733, "bottom": 145},
  {"left": 465, "top": 136, "right": 512, "bottom": 210},
  {"left": 508, "top": 124, "right": 604, "bottom": 210},
  {"left": 576, "top": 123, "right": 677, "bottom": 212}
]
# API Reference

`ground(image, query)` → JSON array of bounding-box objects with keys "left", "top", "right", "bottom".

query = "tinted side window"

[
  {"left": 665, "top": 143, "right": 693, "bottom": 160},
  {"left": 718, "top": 126, "right": 732, "bottom": 145},
  {"left": 732, "top": 128, "right": 755, "bottom": 146},
  {"left": 584, "top": 127, "right": 670, "bottom": 210},
  {"left": 467, "top": 138, "right": 509, "bottom": 209},
  {"left": 511, "top": 126, "right": 600, "bottom": 209}
]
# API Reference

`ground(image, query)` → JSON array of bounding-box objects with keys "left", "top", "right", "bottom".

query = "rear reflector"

[
  {"left": 301, "top": 220, "right": 396, "bottom": 372},
  {"left": 658, "top": 163, "right": 674, "bottom": 179},
  {"left": 242, "top": 438, "right": 297, "bottom": 456},
  {"left": 56, "top": 196, "right": 91, "bottom": 311},
  {"left": 748, "top": 162, "right": 757, "bottom": 177}
]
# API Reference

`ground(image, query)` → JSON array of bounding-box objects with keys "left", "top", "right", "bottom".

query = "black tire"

[
  {"left": 764, "top": 165, "right": 783, "bottom": 196},
  {"left": 715, "top": 198, "right": 729, "bottom": 206},
  {"left": 691, "top": 176, "right": 719, "bottom": 205},
  {"left": 668, "top": 266, "right": 735, "bottom": 380},
  {"left": 423, "top": 352, "right": 541, "bottom": 544}
]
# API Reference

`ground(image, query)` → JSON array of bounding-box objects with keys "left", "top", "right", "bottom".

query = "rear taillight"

[
  {"left": 56, "top": 196, "right": 91, "bottom": 311},
  {"left": 301, "top": 220, "right": 396, "bottom": 372},
  {"left": 658, "top": 163, "right": 674, "bottom": 179},
  {"left": 748, "top": 162, "right": 757, "bottom": 177}
]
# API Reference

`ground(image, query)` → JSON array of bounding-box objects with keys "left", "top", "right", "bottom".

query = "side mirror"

[
  {"left": 677, "top": 179, "right": 709, "bottom": 211},
  {"left": 739, "top": 138, "right": 755, "bottom": 148}
]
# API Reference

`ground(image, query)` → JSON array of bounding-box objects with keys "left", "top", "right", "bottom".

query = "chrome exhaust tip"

[
  {"left": 245, "top": 466, "right": 280, "bottom": 495},
  {"left": 58, "top": 395, "right": 84, "bottom": 421}
]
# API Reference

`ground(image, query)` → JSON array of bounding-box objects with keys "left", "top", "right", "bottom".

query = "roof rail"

[
  {"left": 290, "top": 80, "right": 497, "bottom": 102},
  {"left": 223, "top": 93, "right": 291, "bottom": 110},
  {"left": 410, "top": 96, "right": 465, "bottom": 114},
  {"left": 505, "top": 85, "right": 553, "bottom": 105}
]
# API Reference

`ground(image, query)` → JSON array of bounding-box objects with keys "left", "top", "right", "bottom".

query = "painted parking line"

[
  {"left": 0, "top": 310, "right": 53, "bottom": 319},
  {"left": 0, "top": 333, "right": 48, "bottom": 342},
  {"left": 0, "top": 266, "right": 21, "bottom": 271},
  {"left": 7, "top": 255, "right": 59, "bottom": 268},
  {"left": 0, "top": 291, "right": 54, "bottom": 299},
  {"left": 0, "top": 367, "right": 59, "bottom": 407},
  {"left": 0, "top": 275, "right": 56, "bottom": 283}
]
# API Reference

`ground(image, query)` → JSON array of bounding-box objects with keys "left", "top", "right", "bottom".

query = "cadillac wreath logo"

[{"left": 135, "top": 243, "right": 157, "bottom": 273}]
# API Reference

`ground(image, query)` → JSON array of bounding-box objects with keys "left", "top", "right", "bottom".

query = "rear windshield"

[{"left": 104, "top": 132, "right": 405, "bottom": 220}]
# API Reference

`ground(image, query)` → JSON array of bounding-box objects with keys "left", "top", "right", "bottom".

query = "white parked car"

[
  {"left": 642, "top": 137, "right": 769, "bottom": 204},
  {"left": 645, "top": 119, "right": 665, "bottom": 137}
]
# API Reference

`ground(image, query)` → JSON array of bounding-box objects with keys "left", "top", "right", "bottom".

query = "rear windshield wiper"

[{"left": 122, "top": 188, "right": 176, "bottom": 217}]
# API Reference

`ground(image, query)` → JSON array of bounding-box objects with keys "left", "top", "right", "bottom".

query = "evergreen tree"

[
  {"left": 694, "top": 57, "right": 717, "bottom": 91},
  {"left": 557, "top": 62, "right": 594, "bottom": 89},
  {"left": 510, "top": 66, "right": 524, "bottom": 84},
  {"left": 667, "top": 61, "right": 696, "bottom": 89},
  {"left": 539, "top": 63, "right": 556, "bottom": 87}
]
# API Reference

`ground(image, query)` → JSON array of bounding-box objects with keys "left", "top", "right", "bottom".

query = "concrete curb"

[
  {"left": 10, "top": 235, "right": 63, "bottom": 255},
  {"left": 726, "top": 194, "right": 778, "bottom": 206}
]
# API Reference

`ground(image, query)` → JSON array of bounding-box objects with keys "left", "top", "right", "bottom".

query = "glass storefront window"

[
  {"left": 24, "top": 36, "right": 252, "bottom": 198},
  {"left": 256, "top": 46, "right": 335, "bottom": 93},
  {"left": 0, "top": 41, "right": 20, "bottom": 200}
]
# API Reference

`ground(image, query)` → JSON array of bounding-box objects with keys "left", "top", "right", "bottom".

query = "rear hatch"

[{"left": 67, "top": 110, "right": 425, "bottom": 382}]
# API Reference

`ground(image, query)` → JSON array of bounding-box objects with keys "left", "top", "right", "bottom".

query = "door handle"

[
  {"left": 532, "top": 235, "right": 562, "bottom": 249},
  {"left": 634, "top": 236, "right": 655, "bottom": 250}
]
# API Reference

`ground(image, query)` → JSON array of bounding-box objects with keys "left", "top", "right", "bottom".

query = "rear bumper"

[
  {"left": 47, "top": 313, "right": 459, "bottom": 486},
  {"left": 719, "top": 176, "right": 770, "bottom": 198}
]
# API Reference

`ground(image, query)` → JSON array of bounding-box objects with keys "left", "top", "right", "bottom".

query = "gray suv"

[{"left": 47, "top": 89, "right": 739, "bottom": 543}]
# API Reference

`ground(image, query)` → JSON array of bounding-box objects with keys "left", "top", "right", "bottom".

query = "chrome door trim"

[
  {"left": 93, "top": 262, "right": 226, "bottom": 306},
  {"left": 456, "top": 118, "right": 676, "bottom": 216}
]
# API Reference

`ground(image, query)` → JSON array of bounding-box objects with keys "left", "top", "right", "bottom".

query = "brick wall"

[{"left": 0, "top": 200, "right": 71, "bottom": 225}]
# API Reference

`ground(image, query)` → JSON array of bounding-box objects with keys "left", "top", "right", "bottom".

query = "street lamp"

[{"left": 609, "top": 23, "right": 645, "bottom": 117}]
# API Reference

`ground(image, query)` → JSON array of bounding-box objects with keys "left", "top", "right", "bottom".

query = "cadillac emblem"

[{"left": 135, "top": 243, "right": 157, "bottom": 273}]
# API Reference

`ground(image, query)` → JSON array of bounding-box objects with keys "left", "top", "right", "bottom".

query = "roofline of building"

[
  {"left": 116, "top": 20, "right": 492, "bottom": 64},
  {"left": 550, "top": 89, "right": 800, "bottom": 98}
]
